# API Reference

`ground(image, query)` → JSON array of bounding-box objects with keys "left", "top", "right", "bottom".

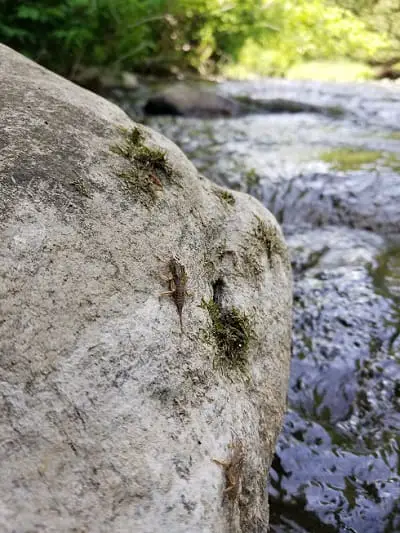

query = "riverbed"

[{"left": 109, "top": 79, "right": 400, "bottom": 533}]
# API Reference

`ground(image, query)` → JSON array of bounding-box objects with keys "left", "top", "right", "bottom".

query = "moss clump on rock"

[
  {"left": 253, "top": 215, "right": 287, "bottom": 262},
  {"left": 110, "top": 126, "right": 171, "bottom": 204},
  {"left": 134, "top": 144, "right": 171, "bottom": 173},
  {"left": 110, "top": 126, "right": 144, "bottom": 159},
  {"left": 214, "top": 187, "right": 236, "bottom": 206},
  {"left": 201, "top": 298, "right": 253, "bottom": 377}
]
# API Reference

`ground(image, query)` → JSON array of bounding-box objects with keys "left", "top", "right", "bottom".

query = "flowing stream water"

[{"left": 108, "top": 79, "right": 400, "bottom": 533}]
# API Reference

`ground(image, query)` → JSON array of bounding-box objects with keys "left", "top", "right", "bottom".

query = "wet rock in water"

[
  {"left": 264, "top": 169, "right": 400, "bottom": 237},
  {"left": 269, "top": 228, "right": 400, "bottom": 533},
  {"left": 0, "top": 45, "right": 292, "bottom": 533},
  {"left": 221, "top": 78, "right": 400, "bottom": 129},
  {"left": 144, "top": 83, "right": 241, "bottom": 117},
  {"left": 143, "top": 84, "right": 346, "bottom": 119},
  {"left": 234, "top": 95, "right": 346, "bottom": 117},
  {"left": 71, "top": 66, "right": 139, "bottom": 91},
  {"left": 287, "top": 227, "right": 385, "bottom": 277}
]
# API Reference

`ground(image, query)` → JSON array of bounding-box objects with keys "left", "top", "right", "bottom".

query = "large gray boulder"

[{"left": 0, "top": 44, "right": 292, "bottom": 533}]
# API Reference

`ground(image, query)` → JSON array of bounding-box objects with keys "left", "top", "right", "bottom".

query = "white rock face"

[{"left": 0, "top": 44, "right": 292, "bottom": 533}]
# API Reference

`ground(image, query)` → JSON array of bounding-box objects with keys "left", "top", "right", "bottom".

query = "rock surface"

[{"left": 0, "top": 45, "right": 292, "bottom": 533}]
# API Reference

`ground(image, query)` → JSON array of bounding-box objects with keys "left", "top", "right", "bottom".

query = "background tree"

[{"left": 0, "top": 0, "right": 394, "bottom": 79}]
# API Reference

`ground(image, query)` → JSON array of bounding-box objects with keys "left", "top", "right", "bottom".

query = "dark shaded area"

[
  {"left": 143, "top": 85, "right": 241, "bottom": 118},
  {"left": 235, "top": 96, "right": 346, "bottom": 118},
  {"left": 142, "top": 85, "right": 347, "bottom": 119},
  {"left": 144, "top": 98, "right": 184, "bottom": 116},
  {"left": 212, "top": 278, "right": 225, "bottom": 306}
]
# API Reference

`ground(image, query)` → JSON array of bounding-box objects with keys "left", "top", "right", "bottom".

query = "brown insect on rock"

[
  {"left": 160, "top": 256, "right": 188, "bottom": 332},
  {"left": 213, "top": 438, "right": 245, "bottom": 502}
]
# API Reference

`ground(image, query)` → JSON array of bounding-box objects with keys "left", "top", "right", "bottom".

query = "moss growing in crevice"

[
  {"left": 201, "top": 297, "right": 253, "bottom": 377},
  {"left": 110, "top": 125, "right": 172, "bottom": 205},
  {"left": 240, "top": 247, "right": 266, "bottom": 282},
  {"left": 214, "top": 187, "right": 236, "bottom": 206},
  {"left": 253, "top": 215, "right": 287, "bottom": 263}
]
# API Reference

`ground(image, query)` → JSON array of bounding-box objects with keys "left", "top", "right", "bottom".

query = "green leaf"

[
  {"left": 0, "top": 23, "right": 31, "bottom": 39},
  {"left": 16, "top": 5, "right": 45, "bottom": 21}
]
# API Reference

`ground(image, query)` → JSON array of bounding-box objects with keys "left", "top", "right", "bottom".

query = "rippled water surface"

[{"left": 109, "top": 79, "right": 400, "bottom": 532}]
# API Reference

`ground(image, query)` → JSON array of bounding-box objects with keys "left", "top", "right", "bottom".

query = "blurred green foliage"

[
  {"left": 0, "top": 0, "right": 165, "bottom": 77},
  {"left": 223, "top": 0, "right": 392, "bottom": 77},
  {"left": 336, "top": 0, "right": 400, "bottom": 62},
  {"left": 0, "top": 0, "right": 396, "bottom": 78}
]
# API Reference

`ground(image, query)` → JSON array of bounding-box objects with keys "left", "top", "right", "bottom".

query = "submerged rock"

[
  {"left": 263, "top": 169, "right": 400, "bottom": 237},
  {"left": 71, "top": 66, "right": 139, "bottom": 91},
  {"left": 143, "top": 84, "right": 346, "bottom": 119},
  {"left": 0, "top": 45, "right": 292, "bottom": 533},
  {"left": 234, "top": 95, "right": 346, "bottom": 117},
  {"left": 144, "top": 83, "right": 241, "bottom": 117}
]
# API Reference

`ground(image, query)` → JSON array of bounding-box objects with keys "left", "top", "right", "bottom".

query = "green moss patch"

[
  {"left": 321, "top": 148, "right": 381, "bottom": 171},
  {"left": 253, "top": 215, "right": 287, "bottom": 262},
  {"left": 384, "top": 131, "right": 400, "bottom": 141},
  {"left": 214, "top": 188, "right": 236, "bottom": 206},
  {"left": 201, "top": 298, "right": 253, "bottom": 377},
  {"left": 110, "top": 126, "right": 172, "bottom": 204},
  {"left": 320, "top": 147, "right": 400, "bottom": 172},
  {"left": 244, "top": 168, "right": 260, "bottom": 190},
  {"left": 110, "top": 126, "right": 144, "bottom": 158}
]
